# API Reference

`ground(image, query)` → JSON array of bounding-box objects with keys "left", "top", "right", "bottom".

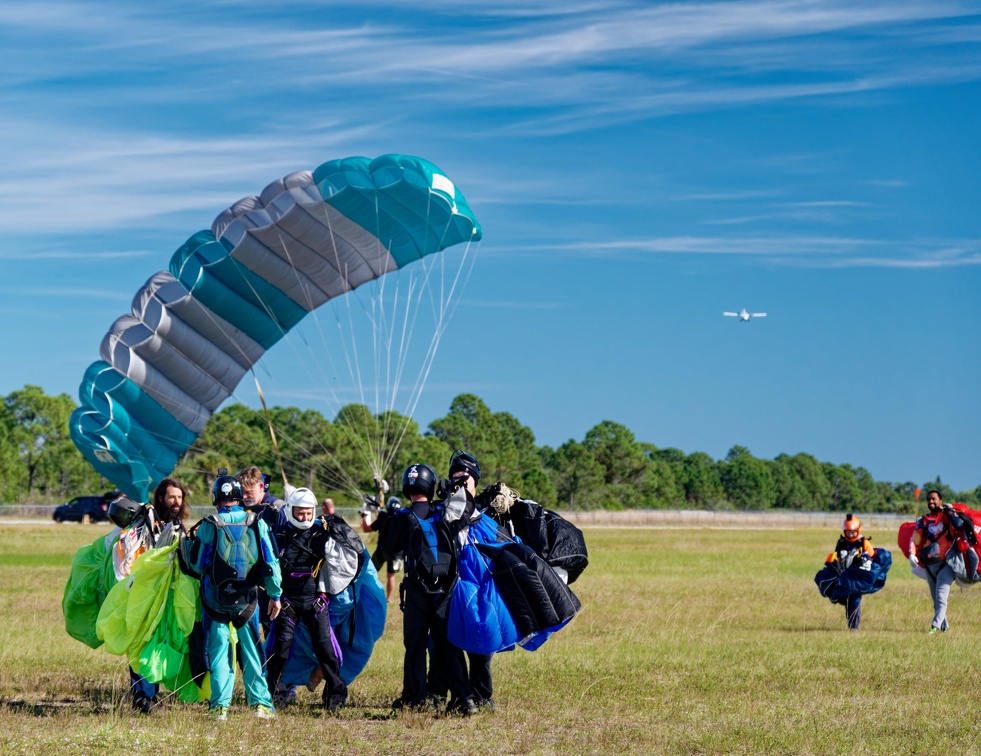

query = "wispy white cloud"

[
  {"left": 9, "top": 286, "right": 133, "bottom": 300},
  {"left": 0, "top": 249, "right": 153, "bottom": 261},
  {"left": 517, "top": 235, "right": 981, "bottom": 268}
]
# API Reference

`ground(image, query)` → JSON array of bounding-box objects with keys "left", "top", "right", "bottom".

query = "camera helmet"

[
  {"left": 212, "top": 474, "right": 244, "bottom": 506},
  {"left": 401, "top": 463, "right": 437, "bottom": 500},
  {"left": 108, "top": 495, "right": 144, "bottom": 529},
  {"left": 449, "top": 450, "right": 481, "bottom": 482}
]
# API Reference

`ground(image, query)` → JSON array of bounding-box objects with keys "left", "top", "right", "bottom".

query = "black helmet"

[
  {"left": 449, "top": 450, "right": 481, "bottom": 482},
  {"left": 108, "top": 496, "right": 144, "bottom": 529},
  {"left": 401, "top": 463, "right": 437, "bottom": 500},
  {"left": 212, "top": 474, "right": 244, "bottom": 506}
]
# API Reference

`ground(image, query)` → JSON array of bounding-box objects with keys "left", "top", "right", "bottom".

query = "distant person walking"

[
  {"left": 910, "top": 490, "right": 965, "bottom": 634},
  {"left": 824, "top": 514, "right": 875, "bottom": 630}
]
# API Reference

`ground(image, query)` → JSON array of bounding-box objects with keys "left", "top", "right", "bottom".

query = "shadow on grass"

[{"left": 2, "top": 697, "right": 112, "bottom": 717}]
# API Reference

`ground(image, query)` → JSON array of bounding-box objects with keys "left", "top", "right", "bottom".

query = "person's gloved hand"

[{"left": 909, "top": 554, "right": 920, "bottom": 569}]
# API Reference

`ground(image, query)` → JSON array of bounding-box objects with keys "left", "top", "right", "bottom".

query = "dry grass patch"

[{"left": 3, "top": 523, "right": 981, "bottom": 753}]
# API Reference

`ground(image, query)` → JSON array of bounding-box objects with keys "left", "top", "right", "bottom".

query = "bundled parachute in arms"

[{"left": 70, "top": 155, "right": 482, "bottom": 500}]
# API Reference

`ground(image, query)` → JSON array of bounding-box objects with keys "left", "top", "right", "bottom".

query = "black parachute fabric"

[
  {"left": 475, "top": 541, "right": 581, "bottom": 638},
  {"left": 814, "top": 548, "right": 893, "bottom": 605},
  {"left": 506, "top": 499, "right": 589, "bottom": 584}
]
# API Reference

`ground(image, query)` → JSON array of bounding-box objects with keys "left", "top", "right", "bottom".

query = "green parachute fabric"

[
  {"left": 96, "top": 540, "right": 207, "bottom": 702},
  {"left": 63, "top": 531, "right": 119, "bottom": 649}
]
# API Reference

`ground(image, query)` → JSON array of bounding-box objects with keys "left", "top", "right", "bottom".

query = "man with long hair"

[{"left": 152, "top": 477, "right": 190, "bottom": 529}]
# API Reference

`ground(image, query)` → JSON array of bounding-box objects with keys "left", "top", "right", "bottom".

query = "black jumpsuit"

[
  {"left": 380, "top": 499, "right": 473, "bottom": 710},
  {"left": 265, "top": 519, "right": 348, "bottom": 706}
]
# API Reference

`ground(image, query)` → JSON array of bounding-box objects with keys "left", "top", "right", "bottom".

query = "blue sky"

[{"left": 1, "top": 1, "right": 979, "bottom": 491}]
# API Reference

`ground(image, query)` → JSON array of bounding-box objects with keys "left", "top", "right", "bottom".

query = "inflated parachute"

[{"left": 69, "top": 155, "right": 482, "bottom": 500}]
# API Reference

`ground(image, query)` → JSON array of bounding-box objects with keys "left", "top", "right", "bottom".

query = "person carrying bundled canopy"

[
  {"left": 186, "top": 471, "right": 282, "bottom": 721},
  {"left": 266, "top": 487, "right": 361, "bottom": 713},
  {"left": 910, "top": 490, "right": 970, "bottom": 634},
  {"left": 102, "top": 478, "right": 192, "bottom": 714},
  {"left": 826, "top": 514, "right": 875, "bottom": 630},
  {"left": 380, "top": 463, "right": 476, "bottom": 716},
  {"left": 814, "top": 513, "right": 891, "bottom": 631}
]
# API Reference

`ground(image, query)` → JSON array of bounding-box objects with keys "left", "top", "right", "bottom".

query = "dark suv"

[{"left": 52, "top": 492, "right": 120, "bottom": 524}]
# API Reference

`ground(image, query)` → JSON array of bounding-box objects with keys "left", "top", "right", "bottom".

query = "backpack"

[{"left": 204, "top": 512, "right": 266, "bottom": 627}]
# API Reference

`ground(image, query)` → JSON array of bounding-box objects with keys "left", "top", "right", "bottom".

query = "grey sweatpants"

[{"left": 925, "top": 562, "right": 954, "bottom": 630}]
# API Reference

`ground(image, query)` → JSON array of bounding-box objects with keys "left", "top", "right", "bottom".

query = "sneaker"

[
  {"left": 476, "top": 697, "right": 496, "bottom": 712},
  {"left": 272, "top": 691, "right": 296, "bottom": 709},
  {"left": 210, "top": 705, "right": 229, "bottom": 721},
  {"left": 253, "top": 704, "right": 276, "bottom": 720},
  {"left": 929, "top": 627, "right": 939, "bottom": 635},
  {"left": 325, "top": 694, "right": 346, "bottom": 713}
]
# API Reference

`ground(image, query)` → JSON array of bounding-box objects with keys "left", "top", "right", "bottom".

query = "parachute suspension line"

[
  {"left": 194, "top": 233, "right": 367, "bottom": 499},
  {"left": 303, "top": 197, "right": 392, "bottom": 483},
  {"left": 253, "top": 373, "right": 288, "bottom": 491},
  {"left": 383, "top": 220, "right": 480, "bottom": 473}
]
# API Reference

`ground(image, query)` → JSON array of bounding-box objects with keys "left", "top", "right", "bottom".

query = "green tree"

[
  {"left": 429, "top": 394, "right": 551, "bottom": 502},
  {"left": 544, "top": 440, "right": 606, "bottom": 510},
  {"left": 822, "top": 463, "right": 863, "bottom": 513},
  {"left": 638, "top": 444, "right": 683, "bottom": 508},
  {"left": 721, "top": 446, "right": 776, "bottom": 510},
  {"left": 3, "top": 385, "right": 96, "bottom": 499},
  {"left": 679, "top": 452, "right": 725, "bottom": 507}
]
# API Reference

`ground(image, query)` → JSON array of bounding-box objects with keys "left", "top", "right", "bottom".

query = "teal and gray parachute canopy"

[{"left": 70, "top": 155, "right": 481, "bottom": 500}]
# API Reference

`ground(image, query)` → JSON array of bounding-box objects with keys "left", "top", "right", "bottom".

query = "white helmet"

[{"left": 285, "top": 487, "right": 317, "bottom": 530}]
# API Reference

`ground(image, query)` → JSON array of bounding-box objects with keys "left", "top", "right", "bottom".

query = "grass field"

[{"left": 2, "top": 522, "right": 980, "bottom": 754}]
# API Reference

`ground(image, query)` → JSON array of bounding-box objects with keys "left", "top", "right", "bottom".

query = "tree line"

[{"left": 2, "top": 385, "right": 977, "bottom": 514}]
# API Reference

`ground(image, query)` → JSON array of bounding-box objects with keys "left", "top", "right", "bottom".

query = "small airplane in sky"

[{"left": 723, "top": 308, "right": 767, "bottom": 322}]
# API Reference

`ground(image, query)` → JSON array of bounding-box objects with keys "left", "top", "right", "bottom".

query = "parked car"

[{"left": 52, "top": 491, "right": 120, "bottom": 524}]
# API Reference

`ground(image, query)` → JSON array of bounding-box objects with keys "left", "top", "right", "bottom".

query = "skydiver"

[
  {"left": 186, "top": 472, "right": 282, "bottom": 721},
  {"left": 121, "top": 477, "right": 192, "bottom": 714},
  {"left": 360, "top": 490, "right": 403, "bottom": 601},
  {"left": 432, "top": 450, "right": 588, "bottom": 711},
  {"left": 910, "top": 490, "right": 969, "bottom": 634},
  {"left": 824, "top": 514, "right": 876, "bottom": 630},
  {"left": 109, "top": 478, "right": 191, "bottom": 714},
  {"left": 236, "top": 466, "right": 293, "bottom": 700},
  {"left": 238, "top": 466, "right": 284, "bottom": 528},
  {"left": 427, "top": 451, "right": 495, "bottom": 711},
  {"left": 379, "top": 463, "right": 476, "bottom": 715},
  {"left": 265, "top": 488, "right": 350, "bottom": 713}
]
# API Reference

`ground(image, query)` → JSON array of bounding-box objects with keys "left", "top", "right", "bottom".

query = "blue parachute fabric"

[
  {"left": 447, "top": 516, "right": 521, "bottom": 655},
  {"left": 814, "top": 548, "right": 893, "bottom": 604},
  {"left": 170, "top": 231, "right": 307, "bottom": 349},
  {"left": 70, "top": 155, "right": 481, "bottom": 500},
  {"left": 475, "top": 539, "right": 582, "bottom": 646},
  {"left": 276, "top": 553, "right": 387, "bottom": 687}
]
